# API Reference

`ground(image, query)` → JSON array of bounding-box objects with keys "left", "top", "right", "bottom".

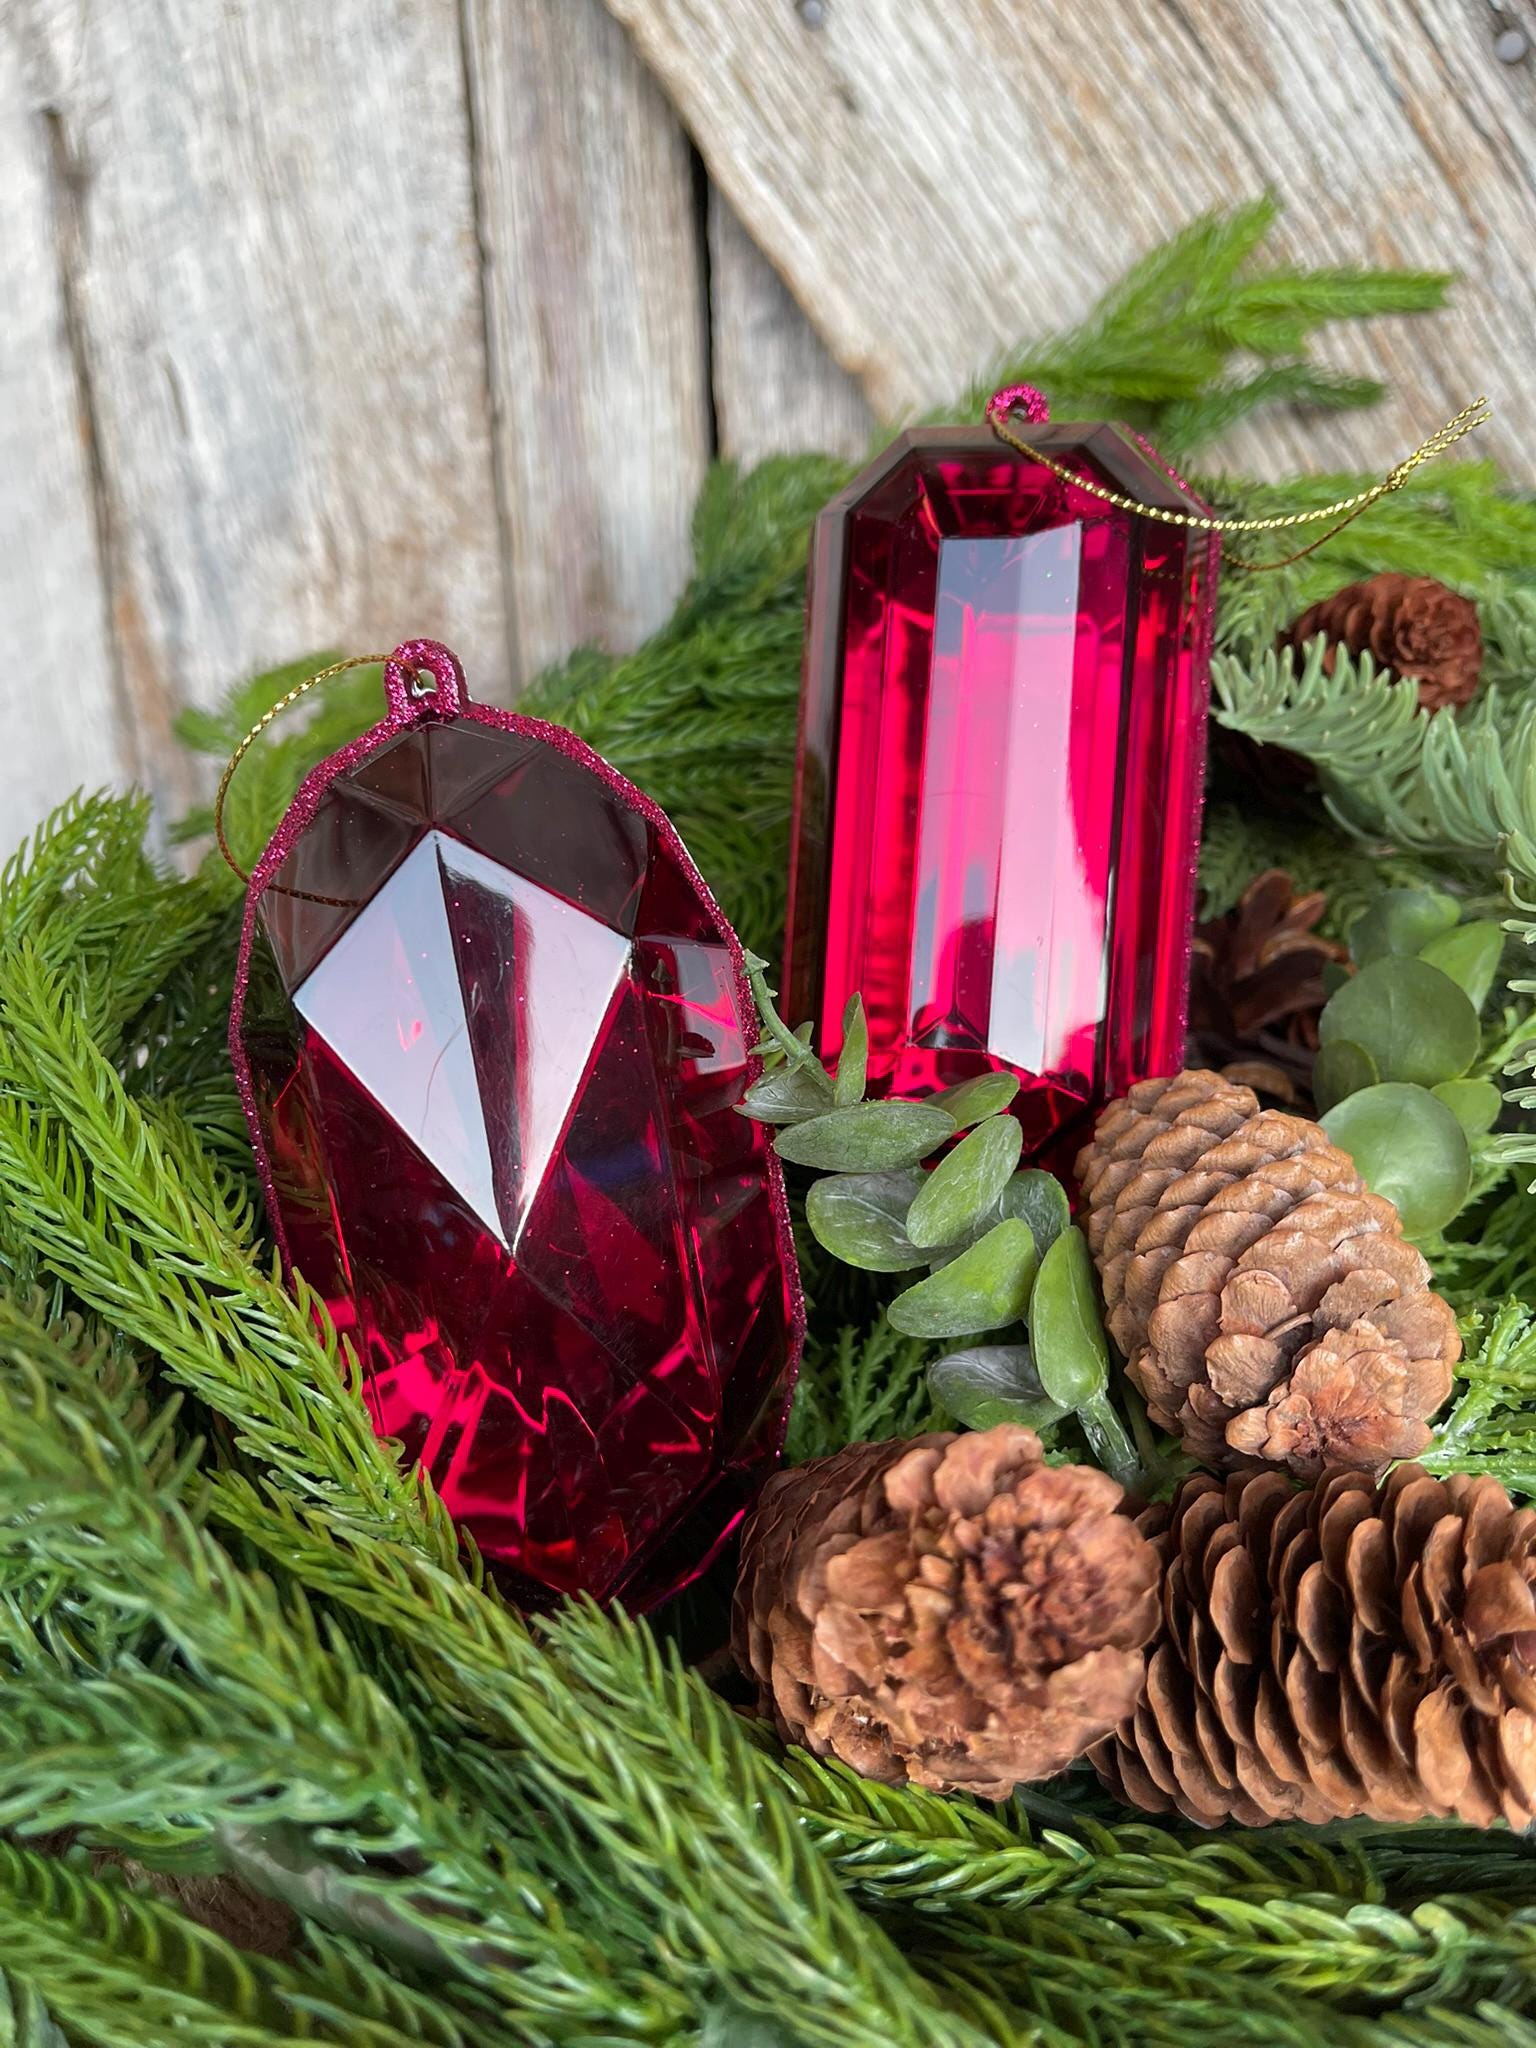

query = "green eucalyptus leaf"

[
  {"left": 1318, "top": 956, "right": 1480, "bottom": 1087},
  {"left": 833, "top": 993, "right": 869, "bottom": 1105},
  {"left": 805, "top": 1170, "right": 927, "bottom": 1271},
  {"left": 1431, "top": 1076, "right": 1503, "bottom": 1139},
  {"left": 1321, "top": 1081, "right": 1473, "bottom": 1238},
  {"left": 905, "top": 1114, "right": 1024, "bottom": 1250},
  {"left": 887, "top": 1218, "right": 1038, "bottom": 1339},
  {"left": 1320, "top": 960, "right": 1351, "bottom": 999},
  {"left": 927, "top": 1071, "right": 1021, "bottom": 1129},
  {"left": 997, "top": 1169, "right": 1071, "bottom": 1261},
  {"left": 1417, "top": 920, "right": 1504, "bottom": 1015},
  {"left": 738, "top": 1062, "right": 835, "bottom": 1125},
  {"left": 923, "top": 1166, "right": 1070, "bottom": 1271},
  {"left": 774, "top": 1101, "right": 955, "bottom": 1172},
  {"left": 1028, "top": 1225, "right": 1111, "bottom": 1410},
  {"left": 1311, "top": 1038, "right": 1379, "bottom": 1114},
  {"left": 1348, "top": 887, "right": 1460, "bottom": 966},
  {"left": 928, "top": 1343, "right": 1066, "bottom": 1433}
]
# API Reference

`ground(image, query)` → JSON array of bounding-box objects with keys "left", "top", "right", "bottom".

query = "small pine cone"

[
  {"left": 1077, "top": 1075, "right": 1459, "bottom": 1479},
  {"left": 733, "top": 1427, "right": 1160, "bottom": 1798},
  {"left": 1191, "top": 870, "right": 1347, "bottom": 1049},
  {"left": 1093, "top": 1462, "right": 1536, "bottom": 1831},
  {"left": 1143, "top": 1184, "right": 1458, "bottom": 1478},
  {"left": 1077, "top": 1069, "right": 1262, "bottom": 1359},
  {"left": 1285, "top": 572, "right": 1482, "bottom": 713}
]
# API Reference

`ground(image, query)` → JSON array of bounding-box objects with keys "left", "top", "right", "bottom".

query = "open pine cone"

[
  {"left": 1077, "top": 1072, "right": 1459, "bottom": 1479},
  {"left": 1093, "top": 1462, "right": 1536, "bottom": 1830},
  {"left": 1189, "top": 869, "right": 1348, "bottom": 1106},
  {"left": 1285, "top": 571, "right": 1482, "bottom": 712},
  {"left": 733, "top": 1427, "right": 1160, "bottom": 1798}
]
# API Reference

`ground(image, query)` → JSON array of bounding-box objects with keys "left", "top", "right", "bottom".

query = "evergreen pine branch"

[
  {"left": 1196, "top": 803, "right": 1458, "bottom": 931},
  {"left": 208, "top": 1467, "right": 986, "bottom": 2048},
  {"left": 0, "top": 1837, "right": 528, "bottom": 2048},
  {"left": 763, "top": 1741, "right": 1536, "bottom": 1947},
  {"left": 904, "top": 1910, "right": 1536, "bottom": 2048},
  {"left": 967, "top": 198, "right": 1448, "bottom": 458},
  {"left": 1371, "top": 2015, "right": 1536, "bottom": 2048},
  {"left": 1211, "top": 638, "right": 1536, "bottom": 864},
  {"left": 0, "top": 1295, "right": 200, "bottom": 1666},
  {"left": 211, "top": 1456, "right": 1536, "bottom": 2048},
  {"left": 0, "top": 938, "right": 460, "bottom": 1559},
  {"left": 0, "top": 1312, "right": 686, "bottom": 2041},
  {"left": 1159, "top": 365, "right": 1384, "bottom": 462},
  {"left": 173, "top": 655, "right": 383, "bottom": 894},
  {"left": 783, "top": 1318, "right": 942, "bottom": 1465},
  {"left": 119, "top": 898, "right": 251, "bottom": 1176},
  {"left": 272, "top": 1534, "right": 1536, "bottom": 2048},
  {"left": 0, "top": 1972, "right": 68, "bottom": 2048},
  {"left": 0, "top": 794, "right": 220, "bottom": 1049},
  {"left": 1468, "top": 820, "right": 1536, "bottom": 1182},
  {"left": 1214, "top": 638, "right": 1437, "bottom": 791},
  {"left": 1419, "top": 1299, "right": 1536, "bottom": 1493},
  {"left": 1205, "top": 462, "right": 1536, "bottom": 608},
  {"left": 0, "top": 938, "right": 983, "bottom": 2047}
]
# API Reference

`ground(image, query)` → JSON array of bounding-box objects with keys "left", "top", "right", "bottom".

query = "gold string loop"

[
  {"left": 214, "top": 654, "right": 390, "bottom": 885},
  {"left": 987, "top": 396, "right": 1491, "bottom": 572}
]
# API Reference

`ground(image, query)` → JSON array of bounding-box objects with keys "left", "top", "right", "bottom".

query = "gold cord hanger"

[
  {"left": 214, "top": 654, "right": 390, "bottom": 886},
  {"left": 986, "top": 390, "right": 1491, "bottom": 572}
]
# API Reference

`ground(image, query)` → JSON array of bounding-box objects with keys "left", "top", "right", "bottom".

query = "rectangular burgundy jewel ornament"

[{"left": 784, "top": 398, "right": 1219, "bottom": 1157}]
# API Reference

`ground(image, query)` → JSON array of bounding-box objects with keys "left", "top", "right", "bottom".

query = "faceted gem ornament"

[
  {"left": 785, "top": 418, "right": 1218, "bottom": 1158},
  {"left": 231, "top": 641, "right": 802, "bottom": 1609}
]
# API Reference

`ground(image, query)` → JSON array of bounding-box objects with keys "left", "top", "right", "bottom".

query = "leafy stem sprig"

[{"left": 740, "top": 961, "right": 1145, "bottom": 1491}]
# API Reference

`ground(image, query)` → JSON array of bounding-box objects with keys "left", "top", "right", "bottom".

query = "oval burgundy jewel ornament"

[
  {"left": 231, "top": 639, "right": 803, "bottom": 1609},
  {"left": 784, "top": 416, "right": 1219, "bottom": 1161}
]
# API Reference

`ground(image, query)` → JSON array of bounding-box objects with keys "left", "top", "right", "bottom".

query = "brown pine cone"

[
  {"left": 1078, "top": 1069, "right": 1262, "bottom": 1358},
  {"left": 1093, "top": 1462, "right": 1536, "bottom": 1830},
  {"left": 1285, "top": 571, "right": 1482, "bottom": 712},
  {"left": 733, "top": 1427, "right": 1160, "bottom": 1798},
  {"left": 1189, "top": 870, "right": 1349, "bottom": 1105},
  {"left": 1076, "top": 1074, "right": 1459, "bottom": 1479}
]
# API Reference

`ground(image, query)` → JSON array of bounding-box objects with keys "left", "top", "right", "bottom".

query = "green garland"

[{"left": 2, "top": 203, "right": 1536, "bottom": 2046}]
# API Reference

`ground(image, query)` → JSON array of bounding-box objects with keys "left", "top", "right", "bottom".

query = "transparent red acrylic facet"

[
  {"left": 784, "top": 425, "right": 1217, "bottom": 1156},
  {"left": 238, "top": 716, "right": 798, "bottom": 1609}
]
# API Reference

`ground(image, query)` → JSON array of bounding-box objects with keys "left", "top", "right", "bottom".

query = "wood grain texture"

[
  {"left": 607, "top": 0, "right": 1536, "bottom": 479},
  {"left": 6, "top": 0, "right": 508, "bottom": 823},
  {"left": 464, "top": 0, "right": 711, "bottom": 679},
  {"left": 0, "top": 19, "right": 125, "bottom": 846},
  {"left": 708, "top": 189, "right": 873, "bottom": 463}
]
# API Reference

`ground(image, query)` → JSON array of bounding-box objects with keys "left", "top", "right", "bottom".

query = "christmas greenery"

[{"left": 3, "top": 203, "right": 1536, "bottom": 2043}]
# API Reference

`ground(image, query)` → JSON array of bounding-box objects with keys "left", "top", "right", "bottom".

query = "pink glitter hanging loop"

[
  {"left": 385, "top": 638, "right": 468, "bottom": 722},
  {"left": 986, "top": 383, "right": 1051, "bottom": 428}
]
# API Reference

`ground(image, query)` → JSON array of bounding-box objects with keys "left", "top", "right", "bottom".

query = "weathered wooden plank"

[
  {"left": 606, "top": 0, "right": 1536, "bottom": 478},
  {"left": 7, "top": 0, "right": 509, "bottom": 827},
  {"left": 708, "top": 189, "right": 872, "bottom": 464},
  {"left": 464, "top": 0, "right": 711, "bottom": 679},
  {"left": 0, "top": 19, "right": 124, "bottom": 846}
]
